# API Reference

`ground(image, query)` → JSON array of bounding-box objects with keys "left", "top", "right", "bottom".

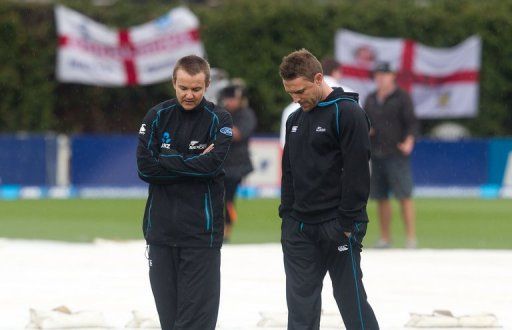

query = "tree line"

[{"left": 0, "top": 0, "right": 511, "bottom": 136}]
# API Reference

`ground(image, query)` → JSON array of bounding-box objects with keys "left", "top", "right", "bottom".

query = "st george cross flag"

[
  {"left": 335, "top": 29, "right": 481, "bottom": 118},
  {"left": 55, "top": 5, "right": 204, "bottom": 86}
]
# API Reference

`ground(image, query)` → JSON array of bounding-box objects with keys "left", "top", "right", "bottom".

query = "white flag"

[
  {"left": 55, "top": 5, "right": 205, "bottom": 86},
  {"left": 335, "top": 29, "right": 481, "bottom": 118}
]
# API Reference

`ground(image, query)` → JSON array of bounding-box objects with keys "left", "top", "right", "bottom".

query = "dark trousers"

[
  {"left": 148, "top": 245, "right": 221, "bottom": 330},
  {"left": 281, "top": 218, "right": 379, "bottom": 330},
  {"left": 224, "top": 176, "right": 242, "bottom": 225}
]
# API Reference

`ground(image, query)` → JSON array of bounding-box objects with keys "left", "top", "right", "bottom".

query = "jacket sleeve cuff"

[
  {"left": 338, "top": 217, "right": 354, "bottom": 232},
  {"left": 338, "top": 209, "right": 358, "bottom": 231},
  {"left": 278, "top": 205, "right": 292, "bottom": 219}
]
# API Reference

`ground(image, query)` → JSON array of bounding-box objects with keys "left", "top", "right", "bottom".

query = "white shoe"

[
  {"left": 373, "top": 239, "right": 392, "bottom": 249},
  {"left": 406, "top": 238, "right": 418, "bottom": 249}
]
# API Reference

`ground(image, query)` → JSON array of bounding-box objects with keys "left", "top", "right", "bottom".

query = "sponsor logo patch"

[
  {"left": 161, "top": 132, "right": 171, "bottom": 143},
  {"left": 189, "top": 140, "right": 207, "bottom": 150},
  {"left": 139, "top": 124, "right": 146, "bottom": 135},
  {"left": 161, "top": 132, "right": 171, "bottom": 149},
  {"left": 337, "top": 245, "right": 348, "bottom": 252},
  {"left": 316, "top": 126, "right": 326, "bottom": 132},
  {"left": 220, "top": 127, "right": 233, "bottom": 136},
  {"left": 291, "top": 126, "right": 298, "bottom": 133}
]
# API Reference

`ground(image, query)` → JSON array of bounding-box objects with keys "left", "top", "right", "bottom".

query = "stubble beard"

[{"left": 303, "top": 85, "right": 322, "bottom": 112}]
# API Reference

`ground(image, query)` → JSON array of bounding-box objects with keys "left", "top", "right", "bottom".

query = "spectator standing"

[
  {"left": 219, "top": 82, "right": 257, "bottom": 242},
  {"left": 363, "top": 62, "right": 419, "bottom": 249}
]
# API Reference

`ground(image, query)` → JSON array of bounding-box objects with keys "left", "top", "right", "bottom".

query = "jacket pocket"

[
  {"left": 204, "top": 192, "right": 212, "bottom": 232},
  {"left": 204, "top": 183, "right": 217, "bottom": 246},
  {"left": 143, "top": 194, "right": 154, "bottom": 236}
]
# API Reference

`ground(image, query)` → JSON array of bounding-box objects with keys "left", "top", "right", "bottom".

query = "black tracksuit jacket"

[
  {"left": 136, "top": 98, "right": 232, "bottom": 248},
  {"left": 364, "top": 87, "right": 418, "bottom": 158},
  {"left": 279, "top": 87, "right": 371, "bottom": 231}
]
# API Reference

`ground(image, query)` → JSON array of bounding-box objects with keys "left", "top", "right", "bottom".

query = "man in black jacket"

[
  {"left": 364, "top": 62, "right": 418, "bottom": 249},
  {"left": 136, "top": 55, "right": 232, "bottom": 330},
  {"left": 279, "top": 49, "right": 379, "bottom": 330},
  {"left": 218, "top": 83, "right": 257, "bottom": 241}
]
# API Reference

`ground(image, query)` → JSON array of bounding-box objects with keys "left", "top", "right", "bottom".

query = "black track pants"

[
  {"left": 147, "top": 245, "right": 221, "bottom": 330},
  {"left": 281, "top": 217, "right": 379, "bottom": 330},
  {"left": 224, "top": 176, "right": 242, "bottom": 225}
]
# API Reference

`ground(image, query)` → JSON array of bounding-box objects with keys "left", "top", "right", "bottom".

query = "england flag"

[
  {"left": 55, "top": 5, "right": 205, "bottom": 86},
  {"left": 335, "top": 29, "right": 481, "bottom": 118}
]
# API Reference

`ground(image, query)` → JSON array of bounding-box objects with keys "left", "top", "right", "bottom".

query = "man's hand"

[
  {"left": 232, "top": 127, "right": 242, "bottom": 142},
  {"left": 202, "top": 144, "right": 214, "bottom": 154},
  {"left": 397, "top": 135, "right": 414, "bottom": 156}
]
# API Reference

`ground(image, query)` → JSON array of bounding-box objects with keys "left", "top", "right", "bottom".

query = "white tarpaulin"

[
  {"left": 1, "top": 240, "right": 511, "bottom": 329},
  {"left": 335, "top": 29, "right": 481, "bottom": 118},
  {"left": 55, "top": 5, "right": 204, "bottom": 86}
]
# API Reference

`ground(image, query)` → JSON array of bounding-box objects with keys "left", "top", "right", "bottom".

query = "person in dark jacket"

[
  {"left": 364, "top": 62, "right": 418, "bottom": 249},
  {"left": 279, "top": 49, "right": 379, "bottom": 330},
  {"left": 218, "top": 83, "right": 257, "bottom": 241},
  {"left": 136, "top": 55, "right": 232, "bottom": 330}
]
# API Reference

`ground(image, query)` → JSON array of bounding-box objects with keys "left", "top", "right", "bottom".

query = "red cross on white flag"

[
  {"left": 335, "top": 29, "right": 481, "bottom": 118},
  {"left": 55, "top": 5, "right": 204, "bottom": 86}
]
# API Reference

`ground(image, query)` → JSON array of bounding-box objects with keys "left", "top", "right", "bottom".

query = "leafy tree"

[{"left": 0, "top": 0, "right": 510, "bottom": 136}]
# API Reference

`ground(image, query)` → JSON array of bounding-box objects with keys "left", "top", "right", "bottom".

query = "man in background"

[
  {"left": 218, "top": 82, "right": 257, "bottom": 242},
  {"left": 363, "top": 62, "right": 418, "bottom": 249}
]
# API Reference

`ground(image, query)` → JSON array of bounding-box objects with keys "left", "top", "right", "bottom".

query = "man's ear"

[
  {"left": 314, "top": 73, "right": 323, "bottom": 86},
  {"left": 205, "top": 80, "right": 210, "bottom": 89}
]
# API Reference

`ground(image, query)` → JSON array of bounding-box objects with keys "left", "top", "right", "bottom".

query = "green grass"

[{"left": 0, "top": 198, "right": 511, "bottom": 249}]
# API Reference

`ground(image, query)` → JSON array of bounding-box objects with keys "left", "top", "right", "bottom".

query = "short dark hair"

[
  {"left": 279, "top": 49, "right": 323, "bottom": 82},
  {"left": 218, "top": 84, "right": 246, "bottom": 100},
  {"left": 172, "top": 55, "right": 210, "bottom": 83},
  {"left": 321, "top": 56, "right": 340, "bottom": 76},
  {"left": 373, "top": 61, "right": 394, "bottom": 74}
]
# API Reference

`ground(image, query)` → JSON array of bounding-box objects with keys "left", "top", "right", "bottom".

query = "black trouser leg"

[
  {"left": 281, "top": 218, "right": 327, "bottom": 330},
  {"left": 148, "top": 245, "right": 221, "bottom": 330},
  {"left": 326, "top": 223, "right": 379, "bottom": 330},
  {"left": 148, "top": 245, "right": 179, "bottom": 330},
  {"left": 175, "top": 247, "right": 221, "bottom": 330},
  {"left": 224, "top": 176, "right": 241, "bottom": 225}
]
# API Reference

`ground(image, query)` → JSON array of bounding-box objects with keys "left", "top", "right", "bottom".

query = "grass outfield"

[{"left": 0, "top": 198, "right": 511, "bottom": 249}]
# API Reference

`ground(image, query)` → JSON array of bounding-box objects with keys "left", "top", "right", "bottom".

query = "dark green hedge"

[{"left": 1, "top": 0, "right": 511, "bottom": 135}]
